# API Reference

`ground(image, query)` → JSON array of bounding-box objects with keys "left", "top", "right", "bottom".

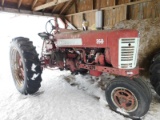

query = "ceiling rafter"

[
  {"left": 42, "top": 0, "right": 49, "bottom": 12},
  {"left": 32, "top": 0, "right": 39, "bottom": 9},
  {"left": 1, "top": 0, "right": 5, "bottom": 6},
  {"left": 18, "top": 0, "right": 23, "bottom": 9},
  {"left": 52, "top": 5, "right": 59, "bottom": 13},
  {"left": 33, "top": 0, "right": 69, "bottom": 11},
  {"left": 0, "top": 6, "right": 62, "bottom": 17},
  {"left": 60, "top": 0, "right": 75, "bottom": 14}
]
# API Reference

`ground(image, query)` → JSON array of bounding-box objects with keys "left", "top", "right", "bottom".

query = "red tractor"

[{"left": 10, "top": 18, "right": 152, "bottom": 118}]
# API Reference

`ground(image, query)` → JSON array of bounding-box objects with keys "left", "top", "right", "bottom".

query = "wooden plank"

[
  {"left": 51, "top": 3, "right": 66, "bottom": 13},
  {"left": 32, "top": 0, "right": 39, "bottom": 9},
  {"left": 112, "top": 8, "right": 116, "bottom": 25},
  {"left": 60, "top": 0, "right": 75, "bottom": 14},
  {"left": 139, "top": 3, "right": 143, "bottom": 19},
  {"left": 156, "top": 1, "right": 160, "bottom": 17},
  {"left": 116, "top": 0, "right": 130, "bottom": 5},
  {"left": 94, "top": 0, "right": 115, "bottom": 9},
  {"left": 18, "top": 0, "right": 23, "bottom": 9},
  {"left": 103, "top": 5, "right": 126, "bottom": 29},
  {"left": 97, "top": 0, "right": 101, "bottom": 9},
  {"left": 75, "top": 0, "right": 78, "bottom": 13},
  {"left": 146, "top": 1, "right": 151, "bottom": 18},
  {"left": 143, "top": 2, "right": 147, "bottom": 19},
  {"left": 119, "top": 6, "right": 122, "bottom": 20},
  {"left": 123, "top": 4, "right": 127, "bottom": 20},
  {"left": 66, "top": 0, "right": 151, "bottom": 16},
  {"left": 72, "top": 14, "right": 83, "bottom": 29},
  {"left": 151, "top": 1, "right": 156, "bottom": 18},
  {"left": 33, "top": 0, "right": 69, "bottom": 11},
  {"left": 92, "top": 0, "right": 94, "bottom": 9},
  {"left": 85, "top": 11, "right": 95, "bottom": 29},
  {"left": 1, "top": 0, "right": 5, "bottom": 6},
  {"left": 66, "top": 2, "right": 76, "bottom": 14},
  {"left": 66, "top": 16, "right": 72, "bottom": 24},
  {"left": 52, "top": 5, "right": 59, "bottom": 13},
  {"left": 128, "top": 1, "right": 154, "bottom": 20},
  {"left": 104, "top": 10, "right": 108, "bottom": 27},
  {"left": 65, "top": 19, "right": 77, "bottom": 30},
  {"left": 77, "top": 0, "right": 93, "bottom": 12},
  {"left": 109, "top": 10, "right": 113, "bottom": 27},
  {"left": 115, "top": 7, "right": 119, "bottom": 23},
  {"left": 104, "top": 0, "right": 115, "bottom": 7}
]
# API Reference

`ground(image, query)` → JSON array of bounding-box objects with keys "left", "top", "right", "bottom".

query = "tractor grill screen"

[{"left": 118, "top": 38, "right": 139, "bottom": 69}]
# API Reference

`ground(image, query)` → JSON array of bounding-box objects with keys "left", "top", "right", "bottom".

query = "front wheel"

[
  {"left": 105, "top": 77, "right": 150, "bottom": 118},
  {"left": 10, "top": 37, "right": 42, "bottom": 95}
]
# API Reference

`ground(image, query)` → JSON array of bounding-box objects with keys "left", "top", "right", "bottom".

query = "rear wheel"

[
  {"left": 10, "top": 37, "right": 42, "bottom": 95},
  {"left": 105, "top": 77, "right": 150, "bottom": 118},
  {"left": 150, "top": 53, "right": 160, "bottom": 96}
]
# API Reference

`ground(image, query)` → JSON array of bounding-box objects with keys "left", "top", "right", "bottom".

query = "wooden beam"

[
  {"left": 66, "top": 0, "right": 151, "bottom": 16},
  {"left": 18, "top": 0, "right": 23, "bottom": 9},
  {"left": 52, "top": 5, "right": 59, "bottom": 13},
  {"left": 32, "top": 0, "right": 39, "bottom": 9},
  {"left": 75, "top": 0, "right": 78, "bottom": 13},
  {"left": 97, "top": 0, "right": 101, "bottom": 9},
  {"left": 92, "top": 0, "right": 94, "bottom": 10},
  {"left": 113, "top": 0, "right": 116, "bottom": 6},
  {"left": 1, "top": 0, "right": 5, "bottom": 6},
  {"left": 65, "top": 19, "right": 77, "bottom": 30},
  {"left": 0, "top": 6, "right": 63, "bottom": 17},
  {"left": 60, "top": 0, "right": 75, "bottom": 14},
  {"left": 33, "top": 0, "right": 69, "bottom": 11}
]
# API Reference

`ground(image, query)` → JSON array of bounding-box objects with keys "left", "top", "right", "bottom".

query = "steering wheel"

[{"left": 45, "top": 19, "right": 57, "bottom": 34}]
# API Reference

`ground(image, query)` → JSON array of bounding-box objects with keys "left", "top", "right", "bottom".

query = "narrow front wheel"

[{"left": 105, "top": 77, "right": 150, "bottom": 118}]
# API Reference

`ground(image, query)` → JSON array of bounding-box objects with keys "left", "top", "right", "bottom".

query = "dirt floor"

[{"left": 114, "top": 17, "right": 160, "bottom": 77}]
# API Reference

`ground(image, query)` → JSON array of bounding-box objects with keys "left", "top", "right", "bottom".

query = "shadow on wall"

[{"left": 114, "top": 17, "right": 160, "bottom": 78}]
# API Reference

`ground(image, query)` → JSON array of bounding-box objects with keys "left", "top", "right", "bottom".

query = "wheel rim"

[
  {"left": 11, "top": 48, "right": 24, "bottom": 88},
  {"left": 111, "top": 87, "right": 138, "bottom": 112}
]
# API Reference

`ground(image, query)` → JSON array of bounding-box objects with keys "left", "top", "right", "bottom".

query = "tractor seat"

[{"left": 38, "top": 32, "right": 51, "bottom": 40}]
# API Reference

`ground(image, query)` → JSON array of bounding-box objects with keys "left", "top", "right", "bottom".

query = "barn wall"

[
  {"left": 65, "top": 0, "right": 160, "bottom": 30},
  {"left": 127, "top": 1, "right": 160, "bottom": 20}
]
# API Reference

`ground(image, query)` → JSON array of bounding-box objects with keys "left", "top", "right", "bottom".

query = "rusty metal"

[
  {"left": 11, "top": 48, "right": 24, "bottom": 87},
  {"left": 77, "top": 63, "right": 139, "bottom": 77},
  {"left": 111, "top": 87, "right": 138, "bottom": 112}
]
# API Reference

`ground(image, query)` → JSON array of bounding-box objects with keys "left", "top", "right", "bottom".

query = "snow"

[
  {"left": 0, "top": 12, "right": 160, "bottom": 120},
  {"left": 31, "top": 64, "right": 37, "bottom": 72},
  {"left": 31, "top": 73, "right": 39, "bottom": 80},
  {"left": 116, "top": 108, "right": 129, "bottom": 116}
]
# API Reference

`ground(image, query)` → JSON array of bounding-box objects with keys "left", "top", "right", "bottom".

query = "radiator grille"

[{"left": 119, "top": 38, "right": 139, "bottom": 69}]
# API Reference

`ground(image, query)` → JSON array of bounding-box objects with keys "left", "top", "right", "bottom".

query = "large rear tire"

[
  {"left": 150, "top": 53, "right": 160, "bottom": 96},
  {"left": 10, "top": 37, "right": 42, "bottom": 95},
  {"left": 105, "top": 77, "right": 150, "bottom": 118}
]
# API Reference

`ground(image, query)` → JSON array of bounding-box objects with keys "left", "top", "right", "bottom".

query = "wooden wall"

[
  {"left": 128, "top": 0, "right": 160, "bottom": 19},
  {"left": 103, "top": 6, "right": 127, "bottom": 29},
  {"left": 65, "top": 0, "right": 160, "bottom": 30}
]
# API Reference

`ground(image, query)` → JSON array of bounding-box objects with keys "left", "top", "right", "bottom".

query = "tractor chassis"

[{"left": 77, "top": 63, "right": 139, "bottom": 77}]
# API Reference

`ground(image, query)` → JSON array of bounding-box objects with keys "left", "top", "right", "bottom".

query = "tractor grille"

[{"left": 118, "top": 38, "right": 139, "bottom": 69}]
